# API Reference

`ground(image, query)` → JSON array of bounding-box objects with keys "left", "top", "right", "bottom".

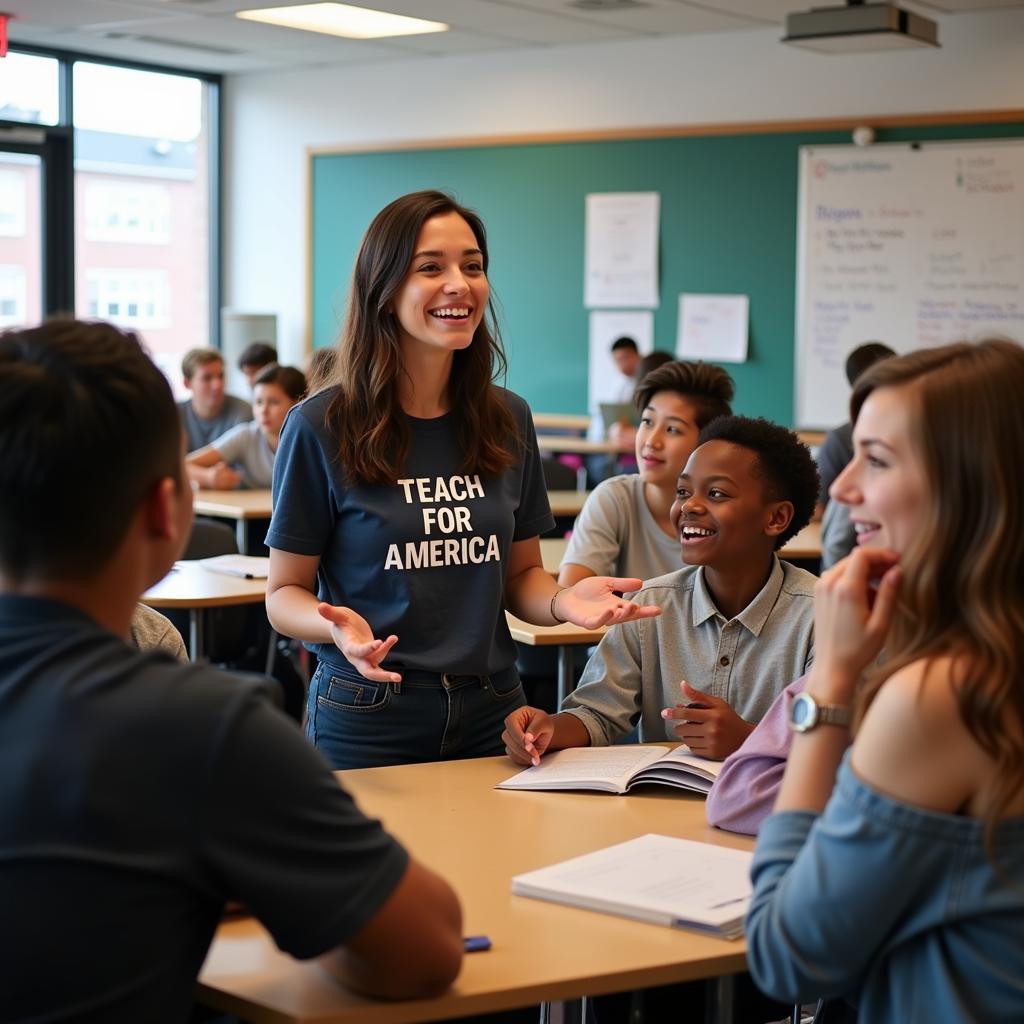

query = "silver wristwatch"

[{"left": 789, "top": 691, "right": 852, "bottom": 733}]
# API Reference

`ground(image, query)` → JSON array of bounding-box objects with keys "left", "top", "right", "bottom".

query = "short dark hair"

[
  {"left": 181, "top": 346, "right": 222, "bottom": 380},
  {"left": 845, "top": 342, "right": 894, "bottom": 386},
  {"left": 636, "top": 350, "right": 673, "bottom": 380},
  {"left": 635, "top": 360, "right": 734, "bottom": 430},
  {"left": 253, "top": 363, "right": 306, "bottom": 402},
  {"left": 611, "top": 336, "right": 638, "bottom": 354},
  {"left": 696, "top": 415, "right": 819, "bottom": 549},
  {"left": 238, "top": 342, "right": 278, "bottom": 371},
  {"left": 0, "top": 319, "right": 182, "bottom": 581}
]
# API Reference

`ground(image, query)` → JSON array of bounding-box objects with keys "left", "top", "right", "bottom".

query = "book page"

[
  {"left": 198, "top": 554, "right": 270, "bottom": 578},
  {"left": 497, "top": 746, "right": 668, "bottom": 791},
  {"left": 650, "top": 747, "right": 723, "bottom": 780},
  {"left": 512, "top": 834, "right": 751, "bottom": 932}
]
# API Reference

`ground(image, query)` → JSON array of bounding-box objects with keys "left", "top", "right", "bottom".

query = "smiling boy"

[{"left": 503, "top": 415, "right": 819, "bottom": 763}]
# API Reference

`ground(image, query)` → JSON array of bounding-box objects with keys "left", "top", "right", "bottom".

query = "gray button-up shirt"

[{"left": 562, "top": 556, "right": 816, "bottom": 745}]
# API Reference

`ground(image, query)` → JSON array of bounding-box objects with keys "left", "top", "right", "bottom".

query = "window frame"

[{"left": 0, "top": 44, "right": 222, "bottom": 347}]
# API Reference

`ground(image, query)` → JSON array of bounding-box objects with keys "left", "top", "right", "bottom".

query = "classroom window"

[
  {"left": 72, "top": 60, "right": 214, "bottom": 367},
  {"left": 84, "top": 181, "right": 172, "bottom": 244},
  {"left": 0, "top": 52, "right": 59, "bottom": 126},
  {"left": 0, "top": 169, "right": 27, "bottom": 237},
  {"left": 85, "top": 269, "right": 171, "bottom": 329},
  {"left": 0, "top": 265, "right": 27, "bottom": 327},
  {"left": 0, "top": 153, "right": 42, "bottom": 328}
]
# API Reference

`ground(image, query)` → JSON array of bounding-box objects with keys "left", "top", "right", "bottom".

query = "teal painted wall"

[{"left": 311, "top": 121, "right": 1022, "bottom": 425}]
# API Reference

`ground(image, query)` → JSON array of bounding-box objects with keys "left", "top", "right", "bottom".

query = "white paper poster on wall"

[
  {"left": 587, "top": 311, "right": 654, "bottom": 437},
  {"left": 676, "top": 294, "right": 749, "bottom": 363},
  {"left": 584, "top": 192, "right": 660, "bottom": 308}
]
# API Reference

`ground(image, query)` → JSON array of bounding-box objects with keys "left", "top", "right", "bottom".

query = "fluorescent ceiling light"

[{"left": 236, "top": 3, "right": 448, "bottom": 39}]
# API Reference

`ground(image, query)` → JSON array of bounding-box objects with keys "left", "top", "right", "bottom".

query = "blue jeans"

[{"left": 306, "top": 660, "right": 526, "bottom": 770}]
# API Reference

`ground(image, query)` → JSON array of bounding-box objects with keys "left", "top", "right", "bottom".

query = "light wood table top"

[
  {"left": 197, "top": 754, "right": 750, "bottom": 1024},
  {"left": 533, "top": 412, "right": 591, "bottom": 433},
  {"left": 538, "top": 436, "right": 620, "bottom": 457},
  {"left": 547, "top": 490, "right": 589, "bottom": 518},
  {"left": 192, "top": 489, "right": 274, "bottom": 520},
  {"left": 142, "top": 561, "right": 268, "bottom": 609},
  {"left": 781, "top": 520, "right": 821, "bottom": 562},
  {"left": 506, "top": 612, "right": 606, "bottom": 648}
]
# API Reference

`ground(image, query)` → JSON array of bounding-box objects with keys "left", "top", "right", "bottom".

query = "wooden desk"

[
  {"left": 197, "top": 755, "right": 751, "bottom": 1024},
  {"left": 192, "top": 489, "right": 274, "bottom": 552},
  {"left": 781, "top": 520, "right": 821, "bottom": 563},
  {"left": 538, "top": 436, "right": 620, "bottom": 457},
  {"left": 533, "top": 412, "right": 591, "bottom": 434},
  {"left": 142, "top": 561, "right": 268, "bottom": 660},
  {"left": 547, "top": 490, "right": 589, "bottom": 519},
  {"left": 507, "top": 612, "right": 605, "bottom": 704}
]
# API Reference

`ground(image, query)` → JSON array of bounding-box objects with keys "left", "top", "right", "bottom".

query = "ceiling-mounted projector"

[{"left": 783, "top": 1, "right": 939, "bottom": 53}]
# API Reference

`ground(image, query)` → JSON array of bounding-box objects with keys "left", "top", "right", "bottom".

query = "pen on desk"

[{"left": 463, "top": 935, "right": 492, "bottom": 952}]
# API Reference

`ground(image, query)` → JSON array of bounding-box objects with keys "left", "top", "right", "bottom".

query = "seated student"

[
  {"left": 187, "top": 364, "right": 306, "bottom": 490},
  {"left": 0, "top": 319, "right": 462, "bottom": 1020},
  {"left": 238, "top": 340, "right": 278, "bottom": 388},
  {"left": 815, "top": 340, "right": 894, "bottom": 517},
  {"left": 745, "top": 340, "right": 1024, "bottom": 1021},
  {"left": 560, "top": 360, "right": 734, "bottom": 587},
  {"left": 504, "top": 416, "right": 819, "bottom": 764},
  {"left": 129, "top": 602, "right": 188, "bottom": 662},
  {"left": 178, "top": 346, "right": 253, "bottom": 453}
]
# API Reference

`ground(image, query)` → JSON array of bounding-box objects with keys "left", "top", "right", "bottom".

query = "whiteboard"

[{"left": 795, "top": 141, "right": 1024, "bottom": 427}]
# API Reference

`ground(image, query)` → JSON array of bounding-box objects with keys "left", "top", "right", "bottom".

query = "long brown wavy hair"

[
  {"left": 851, "top": 339, "right": 1024, "bottom": 837},
  {"left": 324, "top": 190, "right": 519, "bottom": 485}
]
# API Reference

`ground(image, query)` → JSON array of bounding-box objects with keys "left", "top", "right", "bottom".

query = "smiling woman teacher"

[{"left": 266, "top": 191, "right": 658, "bottom": 770}]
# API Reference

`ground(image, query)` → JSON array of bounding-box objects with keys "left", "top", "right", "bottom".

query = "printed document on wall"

[
  {"left": 677, "top": 293, "right": 749, "bottom": 363},
  {"left": 585, "top": 193, "right": 660, "bottom": 308}
]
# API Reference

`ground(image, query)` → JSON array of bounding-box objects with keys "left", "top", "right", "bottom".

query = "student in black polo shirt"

[{"left": 0, "top": 318, "right": 462, "bottom": 1022}]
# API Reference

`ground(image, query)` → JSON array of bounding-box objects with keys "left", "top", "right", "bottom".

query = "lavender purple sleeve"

[{"left": 704, "top": 675, "right": 806, "bottom": 836}]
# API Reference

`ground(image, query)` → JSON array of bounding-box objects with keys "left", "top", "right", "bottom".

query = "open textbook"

[
  {"left": 497, "top": 745, "right": 722, "bottom": 795},
  {"left": 512, "top": 833, "right": 751, "bottom": 939}
]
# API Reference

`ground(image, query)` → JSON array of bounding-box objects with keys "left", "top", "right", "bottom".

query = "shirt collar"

[{"left": 691, "top": 555, "right": 785, "bottom": 636}]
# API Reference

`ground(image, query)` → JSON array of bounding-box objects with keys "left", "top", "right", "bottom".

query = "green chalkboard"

[{"left": 311, "top": 118, "right": 1023, "bottom": 425}]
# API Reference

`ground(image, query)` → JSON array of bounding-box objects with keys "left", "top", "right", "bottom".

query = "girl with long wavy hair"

[
  {"left": 265, "top": 190, "right": 658, "bottom": 769},
  {"left": 746, "top": 338, "right": 1024, "bottom": 1021}
]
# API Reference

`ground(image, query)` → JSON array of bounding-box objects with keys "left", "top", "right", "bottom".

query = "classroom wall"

[{"left": 222, "top": 9, "right": 1024, "bottom": 385}]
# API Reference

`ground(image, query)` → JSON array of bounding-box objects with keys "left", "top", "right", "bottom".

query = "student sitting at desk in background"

[
  {"left": 237, "top": 340, "right": 278, "bottom": 389},
  {"left": 0, "top": 319, "right": 463, "bottom": 1020},
  {"left": 560, "top": 359, "right": 734, "bottom": 587},
  {"left": 266, "top": 190, "right": 659, "bottom": 772},
  {"left": 746, "top": 339, "right": 1024, "bottom": 1022},
  {"left": 504, "top": 416, "right": 819, "bottom": 764},
  {"left": 178, "top": 345, "right": 252, "bottom": 452},
  {"left": 187, "top": 363, "right": 306, "bottom": 490}
]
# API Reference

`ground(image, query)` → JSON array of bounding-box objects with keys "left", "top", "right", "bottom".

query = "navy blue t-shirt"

[
  {"left": 0, "top": 596, "right": 409, "bottom": 1023},
  {"left": 267, "top": 388, "right": 554, "bottom": 674}
]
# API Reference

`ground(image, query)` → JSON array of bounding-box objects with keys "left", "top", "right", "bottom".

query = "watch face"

[{"left": 791, "top": 693, "right": 816, "bottom": 731}]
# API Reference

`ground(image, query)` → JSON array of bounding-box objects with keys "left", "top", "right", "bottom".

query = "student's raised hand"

[
  {"left": 556, "top": 577, "right": 662, "bottom": 630},
  {"left": 503, "top": 706, "right": 557, "bottom": 766},
  {"left": 661, "top": 681, "right": 754, "bottom": 760},
  {"left": 316, "top": 602, "right": 401, "bottom": 684},
  {"left": 208, "top": 462, "right": 242, "bottom": 490},
  {"left": 813, "top": 548, "right": 901, "bottom": 684}
]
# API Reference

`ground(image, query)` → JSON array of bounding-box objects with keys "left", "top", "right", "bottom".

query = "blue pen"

[{"left": 463, "top": 935, "right": 492, "bottom": 953}]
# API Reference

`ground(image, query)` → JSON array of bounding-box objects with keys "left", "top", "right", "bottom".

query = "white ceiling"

[{"left": 7, "top": 0, "right": 1024, "bottom": 75}]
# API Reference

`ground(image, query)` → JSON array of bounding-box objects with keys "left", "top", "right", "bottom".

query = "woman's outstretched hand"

[
  {"left": 317, "top": 602, "right": 402, "bottom": 683},
  {"left": 555, "top": 577, "right": 662, "bottom": 630}
]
